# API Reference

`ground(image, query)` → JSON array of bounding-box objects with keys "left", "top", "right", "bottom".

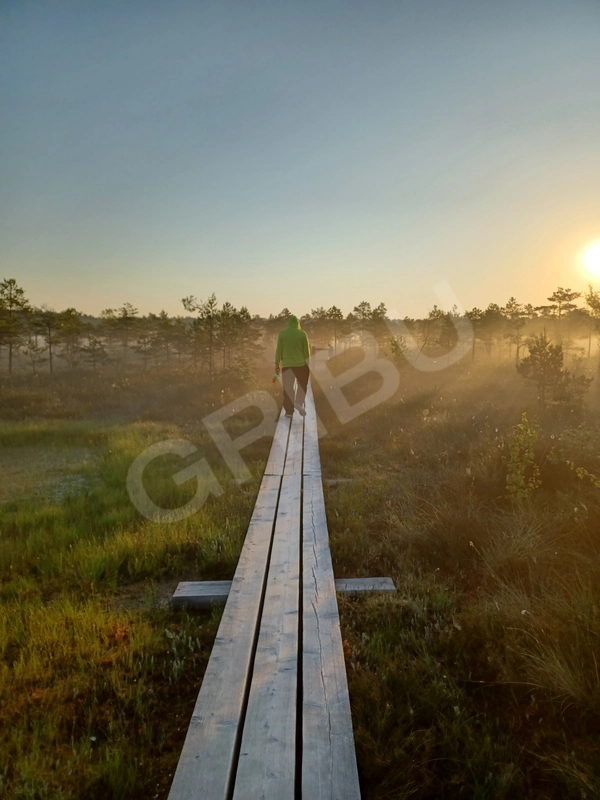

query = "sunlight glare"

[{"left": 583, "top": 240, "right": 600, "bottom": 277}]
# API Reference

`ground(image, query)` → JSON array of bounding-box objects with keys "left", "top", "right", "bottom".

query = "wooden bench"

[{"left": 168, "top": 382, "right": 362, "bottom": 800}]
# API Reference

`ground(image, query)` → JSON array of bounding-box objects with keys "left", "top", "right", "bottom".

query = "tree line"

[
  {"left": 1, "top": 278, "right": 599, "bottom": 378},
  {"left": 0, "top": 282, "right": 264, "bottom": 378}
]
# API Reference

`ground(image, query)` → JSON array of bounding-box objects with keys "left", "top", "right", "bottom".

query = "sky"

[{"left": 2, "top": 0, "right": 600, "bottom": 319}]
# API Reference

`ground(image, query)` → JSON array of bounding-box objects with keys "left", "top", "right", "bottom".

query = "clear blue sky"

[{"left": 2, "top": 0, "right": 599, "bottom": 318}]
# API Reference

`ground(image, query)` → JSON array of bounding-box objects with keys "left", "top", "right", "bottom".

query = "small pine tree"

[
  {"left": 506, "top": 412, "right": 542, "bottom": 498},
  {"left": 517, "top": 333, "right": 565, "bottom": 407},
  {"left": 57, "top": 308, "right": 84, "bottom": 369},
  {"left": 517, "top": 332, "right": 593, "bottom": 406},
  {"left": 79, "top": 334, "right": 109, "bottom": 371},
  {"left": 22, "top": 334, "right": 48, "bottom": 375},
  {"left": 34, "top": 307, "right": 62, "bottom": 376},
  {"left": 0, "top": 278, "right": 30, "bottom": 374},
  {"left": 389, "top": 334, "right": 409, "bottom": 366}
]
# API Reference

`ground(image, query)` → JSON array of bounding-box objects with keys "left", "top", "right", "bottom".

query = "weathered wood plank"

[
  {"left": 334, "top": 577, "right": 396, "bottom": 595},
  {"left": 263, "top": 408, "right": 292, "bottom": 476},
  {"left": 303, "top": 381, "right": 322, "bottom": 476},
  {"left": 283, "top": 406, "right": 304, "bottom": 476},
  {"left": 167, "top": 474, "right": 282, "bottom": 800},
  {"left": 302, "top": 472, "right": 361, "bottom": 800},
  {"left": 232, "top": 461, "right": 303, "bottom": 799},
  {"left": 173, "top": 577, "right": 396, "bottom": 608},
  {"left": 172, "top": 581, "right": 232, "bottom": 609}
]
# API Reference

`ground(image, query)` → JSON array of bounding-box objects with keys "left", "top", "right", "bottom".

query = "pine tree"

[
  {"left": 481, "top": 303, "right": 505, "bottom": 360},
  {"left": 117, "top": 303, "right": 139, "bottom": 365},
  {"left": 182, "top": 294, "right": 220, "bottom": 378},
  {"left": 584, "top": 285, "right": 600, "bottom": 362},
  {"left": 0, "top": 278, "right": 30, "bottom": 375},
  {"left": 517, "top": 333, "right": 565, "bottom": 406},
  {"left": 99, "top": 309, "right": 120, "bottom": 362},
  {"left": 547, "top": 287, "right": 581, "bottom": 319},
  {"left": 326, "top": 306, "right": 345, "bottom": 353},
  {"left": 302, "top": 307, "right": 329, "bottom": 349},
  {"left": 132, "top": 317, "right": 156, "bottom": 369},
  {"left": 22, "top": 331, "right": 48, "bottom": 375},
  {"left": 34, "top": 307, "right": 62, "bottom": 376},
  {"left": 503, "top": 297, "right": 527, "bottom": 363},
  {"left": 466, "top": 307, "right": 483, "bottom": 361},
  {"left": 79, "top": 332, "right": 109, "bottom": 371},
  {"left": 151, "top": 311, "right": 175, "bottom": 366},
  {"left": 57, "top": 309, "right": 84, "bottom": 369}
]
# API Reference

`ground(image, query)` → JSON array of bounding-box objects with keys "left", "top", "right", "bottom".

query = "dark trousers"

[{"left": 282, "top": 365, "right": 310, "bottom": 414}]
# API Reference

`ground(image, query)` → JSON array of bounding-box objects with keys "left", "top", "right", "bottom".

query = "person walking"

[{"left": 274, "top": 315, "right": 310, "bottom": 417}]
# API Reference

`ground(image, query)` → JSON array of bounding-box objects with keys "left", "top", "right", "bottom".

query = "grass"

[
  {"left": 1, "top": 357, "right": 600, "bottom": 797},
  {"left": 0, "top": 597, "right": 223, "bottom": 798},
  {"left": 0, "top": 367, "right": 274, "bottom": 798},
  {"left": 317, "top": 355, "right": 600, "bottom": 798}
]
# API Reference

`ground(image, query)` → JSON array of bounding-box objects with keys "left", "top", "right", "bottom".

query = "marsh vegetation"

[{"left": 1, "top": 283, "right": 600, "bottom": 797}]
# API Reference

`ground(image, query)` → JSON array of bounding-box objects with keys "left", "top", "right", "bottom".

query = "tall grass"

[
  {"left": 317, "top": 359, "right": 600, "bottom": 798},
  {"left": 0, "top": 372, "right": 271, "bottom": 798}
]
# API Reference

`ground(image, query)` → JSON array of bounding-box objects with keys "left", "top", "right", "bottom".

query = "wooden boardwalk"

[{"left": 168, "top": 382, "right": 361, "bottom": 800}]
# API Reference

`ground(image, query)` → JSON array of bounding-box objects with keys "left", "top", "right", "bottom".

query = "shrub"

[
  {"left": 517, "top": 333, "right": 593, "bottom": 406},
  {"left": 506, "top": 412, "right": 542, "bottom": 498}
]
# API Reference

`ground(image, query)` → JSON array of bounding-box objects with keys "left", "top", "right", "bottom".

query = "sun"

[{"left": 583, "top": 240, "right": 600, "bottom": 277}]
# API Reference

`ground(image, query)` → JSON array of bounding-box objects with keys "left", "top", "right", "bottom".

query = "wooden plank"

[
  {"left": 283, "top": 407, "right": 304, "bottom": 476},
  {"left": 231, "top": 406, "right": 304, "bottom": 798},
  {"left": 334, "top": 577, "right": 396, "bottom": 595},
  {"left": 172, "top": 581, "right": 231, "bottom": 609},
  {"left": 232, "top": 463, "right": 302, "bottom": 800},
  {"left": 303, "top": 381, "right": 322, "bottom": 476},
  {"left": 173, "top": 577, "right": 396, "bottom": 608},
  {"left": 302, "top": 473, "right": 361, "bottom": 800},
  {"left": 168, "top": 474, "right": 282, "bottom": 800},
  {"left": 305, "top": 379, "right": 328, "bottom": 439},
  {"left": 263, "top": 408, "right": 292, "bottom": 476}
]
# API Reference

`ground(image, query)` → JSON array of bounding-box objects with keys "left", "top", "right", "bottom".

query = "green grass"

[
  {"left": 0, "top": 369, "right": 273, "bottom": 798},
  {"left": 0, "top": 419, "right": 262, "bottom": 595},
  {"left": 0, "top": 596, "right": 223, "bottom": 798}
]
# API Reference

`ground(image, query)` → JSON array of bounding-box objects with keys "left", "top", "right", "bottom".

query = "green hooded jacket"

[{"left": 275, "top": 316, "right": 310, "bottom": 368}]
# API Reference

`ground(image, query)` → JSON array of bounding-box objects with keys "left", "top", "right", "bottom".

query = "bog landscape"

[
  {"left": 4, "top": 2, "right": 600, "bottom": 797},
  {"left": 1, "top": 281, "right": 600, "bottom": 799}
]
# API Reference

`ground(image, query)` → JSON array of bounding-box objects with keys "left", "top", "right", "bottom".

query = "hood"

[{"left": 287, "top": 315, "right": 300, "bottom": 329}]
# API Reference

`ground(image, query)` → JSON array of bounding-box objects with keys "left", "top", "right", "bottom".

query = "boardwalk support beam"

[{"left": 172, "top": 577, "right": 397, "bottom": 609}]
